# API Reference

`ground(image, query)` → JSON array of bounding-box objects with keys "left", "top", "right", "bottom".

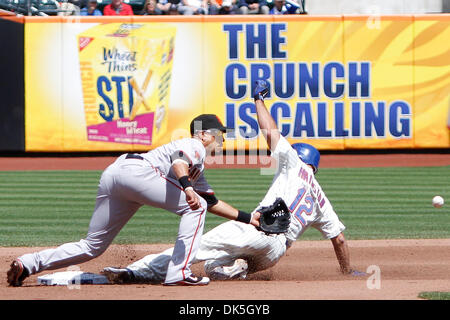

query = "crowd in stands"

[{"left": 57, "top": 0, "right": 305, "bottom": 16}]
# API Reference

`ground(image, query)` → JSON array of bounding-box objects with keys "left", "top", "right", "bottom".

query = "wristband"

[
  {"left": 199, "top": 193, "right": 219, "bottom": 207},
  {"left": 236, "top": 210, "right": 252, "bottom": 224},
  {"left": 178, "top": 176, "right": 192, "bottom": 190}
]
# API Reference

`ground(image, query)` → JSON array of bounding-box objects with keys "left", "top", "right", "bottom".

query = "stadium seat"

[
  {"left": 37, "top": 0, "right": 58, "bottom": 14},
  {"left": 0, "top": 0, "right": 58, "bottom": 15}
]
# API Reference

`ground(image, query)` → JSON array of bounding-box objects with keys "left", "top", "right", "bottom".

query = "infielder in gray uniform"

[
  {"left": 7, "top": 114, "right": 260, "bottom": 287},
  {"left": 101, "top": 81, "right": 366, "bottom": 284}
]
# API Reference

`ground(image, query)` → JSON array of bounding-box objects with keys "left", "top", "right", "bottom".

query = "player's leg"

[
  {"left": 120, "top": 220, "right": 251, "bottom": 281},
  {"left": 200, "top": 221, "right": 253, "bottom": 279},
  {"left": 103, "top": 188, "right": 209, "bottom": 284},
  {"left": 102, "top": 220, "right": 287, "bottom": 284},
  {"left": 104, "top": 217, "right": 221, "bottom": 283},
  {"left": 128, "top": 248, "right": 174, "bottom": 283},
  {"left": 16, "top": 165, "right": 141, "bottom": 277},
  {"left": 102, "top": 247, "right": 174, "bottom": 284},
  {"left": 199, "top": 220, "right": 287, "bottom": 278},
  {"left": 164, "top": 201, "right": 207, "bottom": 284},
  {"left": 19, "top": 165, "right": 141, "bottom": 274},
  {"left": 118, "top": 168, "right": 209, "bottom": 285},
  {"left": 245, "top": 233, "right": 287, "bottom": 273},
  {"left": 102, "top": 219, "right": 283, "bottom": 283}
]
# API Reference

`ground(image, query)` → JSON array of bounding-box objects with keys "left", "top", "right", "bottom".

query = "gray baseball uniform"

[{"left": 18, "top": 137, "right": 214, "bottom": 284}]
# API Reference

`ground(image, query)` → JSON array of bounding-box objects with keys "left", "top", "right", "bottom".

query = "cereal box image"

[{"left": 78, "top": 23, "right": 176, "bottom": 145}]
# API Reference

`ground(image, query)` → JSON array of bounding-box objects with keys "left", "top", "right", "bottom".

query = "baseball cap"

[
  {"left": 222, "top": 0, "right": 232, "bottom": 7},
  {"left": 190, "top": 114, "right": 229, "bottom": 135}
]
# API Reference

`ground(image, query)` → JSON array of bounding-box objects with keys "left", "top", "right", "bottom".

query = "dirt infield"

[
  {"left": 1, "top": 240, "right": 450, "bottom": 300},
  {"left": 1, "top": 153, "right": 449, "bottom": 300}
]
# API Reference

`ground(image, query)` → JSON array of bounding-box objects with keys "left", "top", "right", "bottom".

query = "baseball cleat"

[
  {"left": 253, "top": 80, "right": 269, "bottom": 101},
  {"left": 101, "top": 267, "right": 135, "bottom": 284},
  {"left": 208, "top": 259, "right": 248, "bottom": 280},
  {"left": 164, "top": 275, "right": 210, "bottom": 286},
  {"left": 7, "top": 259, "right": 29, "bottom": 287}
]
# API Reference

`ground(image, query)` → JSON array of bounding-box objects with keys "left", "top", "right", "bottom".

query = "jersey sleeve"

[
  {"left": 271, "top": 135, "right": 300, "bottom": 170},
  {"left": 171, "top": 139, "right": 205, "bottom": 167},
  {"left": 311, "top": 203, "right": 346, "bottom": 239},
  {"left": 193, "top": 173, "right": 218, "bottom": 207},
  {"left": 193, "top": 172, "right": 214, "bottom": 194}
]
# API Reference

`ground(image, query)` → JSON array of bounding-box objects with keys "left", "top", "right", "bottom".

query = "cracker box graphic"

[{"left": 78, "top": 23, "right": 176, "bottom": 145}]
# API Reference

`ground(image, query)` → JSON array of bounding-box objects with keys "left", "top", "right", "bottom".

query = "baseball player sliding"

[
  {"left": 7, "top": 114, "right": 261, "bottom": 287},
  {"left": 101, "top": 81, "right": 366, "bottom": 284}
]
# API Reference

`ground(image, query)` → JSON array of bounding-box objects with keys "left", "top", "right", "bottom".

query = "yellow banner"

[
  {"left": 412, "top": 15, "right": 450, "bottom": 148},
  {"left": 24, "top": 15, "right": 450, "bottom": 151}
]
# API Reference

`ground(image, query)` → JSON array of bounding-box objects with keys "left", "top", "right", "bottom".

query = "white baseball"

[{"left": 432, "top": 196, "right": 444, "bottom": 208}]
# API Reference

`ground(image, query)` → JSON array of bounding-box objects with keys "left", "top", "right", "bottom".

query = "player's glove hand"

[
  {"left": 257, "top": 198, "right": 291, "bottom": 234},
  {"left": 253, "top": 80, "right": 269, "bottom": 101}
]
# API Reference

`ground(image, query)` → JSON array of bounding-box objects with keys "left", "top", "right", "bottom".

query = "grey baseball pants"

[{"left": 18, "top": 154, "right": 207, "bottom": 283}]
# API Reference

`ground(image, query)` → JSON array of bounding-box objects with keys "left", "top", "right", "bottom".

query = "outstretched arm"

[
  {"left": 253, "top": 81, "right": 281, "bottom": 151},
  {"left": 208, "top": 200, "right": 260, "bottom": 227},
  {"left": 330, "top": 232, "right": 351, "bottom": 274},
  {"left": 330, "top": 232, "right": 366, "bottom": 277},
  {"left": 255, "top": 100, "right": 280, "bottom": 151}
]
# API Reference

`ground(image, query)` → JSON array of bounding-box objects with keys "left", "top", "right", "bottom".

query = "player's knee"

[
  {"left": 81, "top": 238, "right": 108, "bottom": 258},
  {"left": 88, "top": 245, "right": 107, "bottom": 258}
]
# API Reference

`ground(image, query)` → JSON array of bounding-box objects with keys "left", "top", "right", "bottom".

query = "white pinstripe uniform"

[
  {"left": 124, "top": 135, "right": 346, "bottom": 281},
  {"left": 18, "top": 137, "right": 214, "bottom": 284}
]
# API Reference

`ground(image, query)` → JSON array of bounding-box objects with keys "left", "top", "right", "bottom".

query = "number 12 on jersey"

[{"left": 289, "top": 187, "right": 314, "bottom": 226}]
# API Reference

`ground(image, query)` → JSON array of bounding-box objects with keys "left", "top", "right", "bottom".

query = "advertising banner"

[{"left": 24, "top": 15, "right": 450, "bottom": 151}]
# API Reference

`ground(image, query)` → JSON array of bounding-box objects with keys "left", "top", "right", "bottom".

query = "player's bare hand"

[
  {"left": 250, "top": 211, "right": 261, "bottom": 228},
  {"left": 185, "top": 189, "right": 201, "bottom": 210}
]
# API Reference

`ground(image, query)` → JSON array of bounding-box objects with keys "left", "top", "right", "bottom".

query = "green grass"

[
  {"left": 418, "top": 292, "right": 450, "bottom": 300},
  {"left": 0, "top": 166, "right": 449, "bottom": 246}
]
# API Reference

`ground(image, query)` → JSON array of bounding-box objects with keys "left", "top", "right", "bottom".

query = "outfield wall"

[{"left": 1, "top": 15, "right": 449, "bottom": 152}]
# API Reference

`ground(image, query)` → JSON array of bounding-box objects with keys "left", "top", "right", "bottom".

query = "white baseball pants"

[{"left": 126, "top": 220, "right": 288, "bottom": 282}]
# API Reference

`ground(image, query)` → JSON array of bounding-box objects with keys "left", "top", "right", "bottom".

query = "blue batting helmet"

[{"left": 291, "top": 143, "right": 320, "bottom": 174}]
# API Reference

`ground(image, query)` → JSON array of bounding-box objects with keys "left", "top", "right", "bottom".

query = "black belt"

[{"left": 126, "top": 153, "right": 144, "bottom": 160}]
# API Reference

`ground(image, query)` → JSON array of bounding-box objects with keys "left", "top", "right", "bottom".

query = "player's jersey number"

[{"left": 289, "top": 187, "right": 314, "bottom": 226}]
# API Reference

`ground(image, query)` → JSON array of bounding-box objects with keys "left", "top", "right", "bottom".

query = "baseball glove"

[{"left": 258, "top": 198, "right": 291, "bottom": 234}]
